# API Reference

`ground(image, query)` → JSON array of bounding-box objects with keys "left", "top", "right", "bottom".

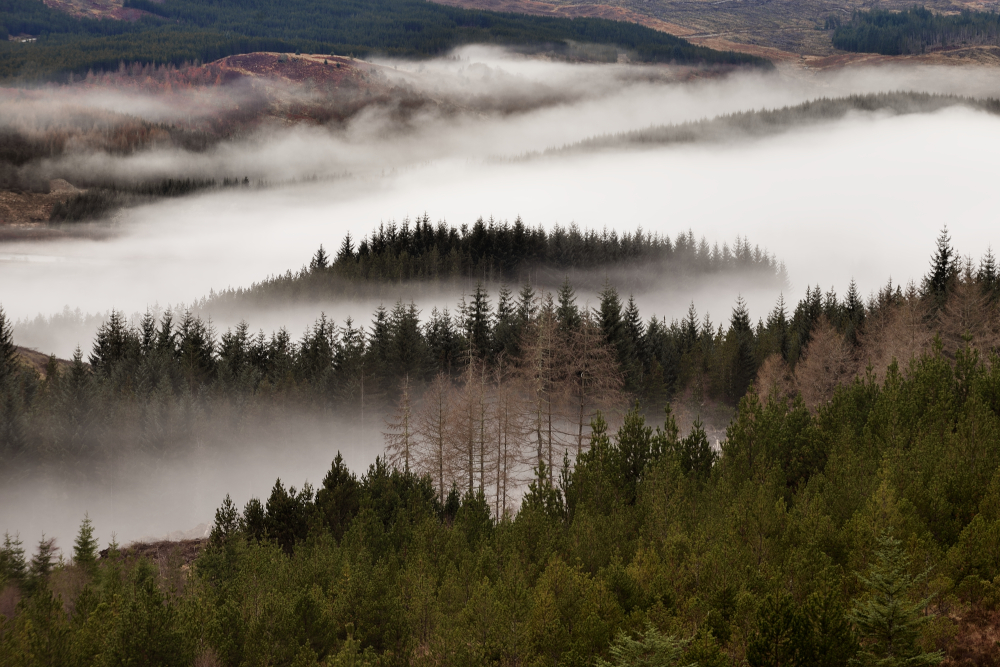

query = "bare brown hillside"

[{"left": 430, "top": 0, "right": 1000, "bottom": 65}]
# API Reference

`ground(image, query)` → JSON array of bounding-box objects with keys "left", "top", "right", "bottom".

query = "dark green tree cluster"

[
  {"left": 564, "top": 92, "right": 1000, "bottom": 153},
  {"left": 7, "top": 333, "right": 996, "bottom": 664},
  {"left": 832, "top": 6, "right": 1000, "bottom": 55},
  {"left": 0, "top": 0, "right": 769, "bottom": 82},
  {"left": 319, "top": 217, "right": 786, "bottom": 285},
  {"left": 3, "top": 227, "right": 990, "bottom": 478}
]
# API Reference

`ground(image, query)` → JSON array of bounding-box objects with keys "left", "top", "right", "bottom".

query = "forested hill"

[
  {"left": 832, "top": 6, "right": 1000, "bottom": 55},
  {"left": 0, "top": 0, "right": 770, "bottom": 82},
  {"left": 3, "top": 230, "right": 1000, "bottom": 664},
  {"left": 200, "top": 218, "right": 786, "bottom": 308},
  {"left": 536, "top": 92, "right": 1000, "bottom": 156}
]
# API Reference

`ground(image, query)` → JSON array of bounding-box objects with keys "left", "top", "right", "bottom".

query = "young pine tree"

[
  {"left": 73, "top": 514, "right": 100, "bottom": 576},
  {"left": 849, "top": 532, "right": 943, "bottom": 667}
]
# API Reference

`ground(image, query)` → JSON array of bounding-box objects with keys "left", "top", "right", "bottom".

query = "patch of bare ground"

[
  {"left": 14, "top": 346, "right": 74, "bottom": 379},
  {"left": 0, "top": 180, "right": 81, "bottom": 225},
  {"left": 100, "top": 538, "right": 209, "bottom": 568},
  {"left": 41, "top": 0, "right": 151, "bottom": 20},
  {"left": 429, "top": 0, "right": 1000, "bottom": 66},
  {"left": 942, "top": 608, "right": 1000, "bottom": 666}
]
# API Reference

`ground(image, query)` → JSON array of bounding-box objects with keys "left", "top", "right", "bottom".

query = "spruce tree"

[
  {"left": 27, "top": 535, "right": 58, "bottom": 595},
  {"left": 922, "top": 226, "right": 957, "bottom": 306},
  {"left": 849, "top": 532, "right": 943, "bottom": 667},
  {"left": 556, "top": 277, "right": 580, "bottom": 330},
  {"left": 73, "top": 514, "right": 99, "bottom": 575},
  {"left": 0, "top": 531, "right": 27, "bottom": 588},
  {"left": 0, "top": 305, "right": 16, "bottom": 383},
  {"left": 978, "top": 247, "right": 998, "bottom": 302},
  {"left": 336, "top": 232, "right": 355, "bottom": 264},
  {"left": 516, "top": 281, "right": 537, "bottom": 326},
  {"left": 679, "top": 418, "right": 715, "bottom": 479},
  {"left": 310, "top": 244, "right": 330, "bottom": 271}
]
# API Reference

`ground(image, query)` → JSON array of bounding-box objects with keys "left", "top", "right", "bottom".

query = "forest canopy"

[
  {"left": 832, "top": 6, "right": 1000, "bottom": 55},
  {"left": 2, "top": 229, "right": 1000, "bottom": 664},
  {"left": 0, "top": 0, "right": 770, "bottom": 81}
]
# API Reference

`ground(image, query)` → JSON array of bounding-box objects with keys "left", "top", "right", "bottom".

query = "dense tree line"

[
  {"left": 4, "top": 330, "right": 996, "bottom": 664},
  {"left": 49, "top": 177, "right": 249, "bottom": 222},
  {"left": 0, "top": 0, "right": 769, "bottom": 82},
  {"left": 207, "top": 220, "right": 787, "bottom": 310},
  {"left": 2, "top": 228, "right": 1000, "bottom": 664},
  {"left": 832, "top": 6, "right": 1000, "bottom": 55},
  {"left": 2, "top": 226, "right": 995, "bottom": 480}
]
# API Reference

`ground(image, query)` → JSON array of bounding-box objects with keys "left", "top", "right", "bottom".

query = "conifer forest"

[{"left": 2, "top": 3, "right": 1000, "bottom": 663}]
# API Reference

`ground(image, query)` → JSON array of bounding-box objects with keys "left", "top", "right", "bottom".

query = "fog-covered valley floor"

[{"left": 3, "top": 49, "right": 1000, "bottom": 548}]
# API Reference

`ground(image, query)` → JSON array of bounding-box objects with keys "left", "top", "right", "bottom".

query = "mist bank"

[{"left": 5, "top": 55, "right": 1000, "bottom": 193}]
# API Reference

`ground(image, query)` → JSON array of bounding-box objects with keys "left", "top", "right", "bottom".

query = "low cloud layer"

[{"left": 3, "top": 51, "right": 1000, "bottom": 548}]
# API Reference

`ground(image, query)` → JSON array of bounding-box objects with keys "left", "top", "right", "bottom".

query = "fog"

[{"left": 3, "top": 50, "right": 1000, "bottom": 550}]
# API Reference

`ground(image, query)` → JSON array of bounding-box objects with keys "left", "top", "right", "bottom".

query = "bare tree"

[
  {"left": 561, "top": 311, "right": 626, "bottom": 455},
  {"left": 414, "top": 373, "right": 455, "bottom": 499},
  {"left": 491, "top": 356, "right": 532, "bottom": 518},
  {"left": 518, "top": 294, "right": 566, "bottom": 471},
  {"left": 383, "top": 375, "right": 414, "bottom": 472},
  {"left": 794, "top": 316, "right": 854, "bottom": 411}
]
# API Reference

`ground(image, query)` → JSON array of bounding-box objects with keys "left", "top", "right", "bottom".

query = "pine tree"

[
  {"left": 492, "top": 284, "right": 520, "bottom": 360},
  {"left": 0, "top": 305, "right": 17, "bottom": 383},
  {"left": 978, "top": 247, "right": 998, "bottom": 302},
  {"left": 849, "top": 532, "right": 943, "bottom": 667},
  {"left": 596, "top": 623, "right": 688, "bottom": 667},
  {"left": 923, "top": 226, "right": 957, "bottom": 306},
  {"left": 747, "top": 593, "right": 812, "bottom": 667},
  {"left": 336, "top": 232, "right": 355, "bottom": 264},
  {"left": 679, "top": 418, "right": 715, "bottom": 479},
  {"left": 464, "top": 282, "right": 492, "bottom": 358},
  {"left": 27, "top": 535, "right": 58, "bottom": 595},
  {"left": 516, "top": 281, "right": 537, "bottom": 326},
  {"left": 0, "top": 531, "right": 27, "bottom": 588},
  {"left": 310, "top": 244, "right": 330, "bottom": 271},
  {"left": 556, "top": 277, "right": 580, "bottom": 331},
  {"left": 73, "top": 514, "right": 99, "bottom": 575}
]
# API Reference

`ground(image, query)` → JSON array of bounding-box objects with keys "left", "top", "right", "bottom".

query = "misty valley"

[{"left": 1, "top": 17, "right": 1000, "bottom": 667}]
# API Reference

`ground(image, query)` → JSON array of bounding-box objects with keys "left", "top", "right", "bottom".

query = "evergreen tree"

[
  {"left": 596, "top": 623, "right": 688, "bottom": 667},
  {"left": 678, "top": 417, "right": 714, "bottom": 479},
  {"left": 747, "top": 593, "right": 813, "bottom": 667},
  {"left": 556, "top": 277, "right": 581, "bottom": 331},
  {"left": 517, "top": 281, "right": 537, "bottom": 326},
  {"left": 849, "top": 533, "right": 943, "bottom": 667},
  {"left": 492, "top": 283, "right": 520, "bottom": 360},
  {"left": 336, "top": 233, "right": 355, "bottom": 264},
  {"left": 0, "top": 305, "right": 17, "bottom": 383},
  {"left": 922, "top": 226, "right": 957, "bottom": 306},
  {"left": 310, "top": 244, "right": 330, "bottom": 271},
  {"left": 726, "top": 296, "right": 756, "bottom": 402},
  {"left": 464, "top": 282, "right": 492, "bottom": 357},
  {"left": 844, "top": 279, "right": 866, "bottom": 346},
  {"left": 978, "top": 247, "right": 998, "bottom": 302},
  {"left": 26, "top": 536, "right": 58, "bottom": 596},
  {"left": 72, "top": 514, "right": 99, "bottom": 575},
  {"left": 0, "top": 531, "right": 27, "bottom": 588}
]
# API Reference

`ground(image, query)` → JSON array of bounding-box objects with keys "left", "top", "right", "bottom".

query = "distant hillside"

[
  {"left": 833, "top": 6, "right": 1000, "bottom": 55},
  {"left": 532, "top": 92, "right": 1000, "bottom": 156},
  {"left": 0, "top": 0, "right": 770, "bottom": 81}
]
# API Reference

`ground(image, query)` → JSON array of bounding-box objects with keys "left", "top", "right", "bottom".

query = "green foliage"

[
  {"left": 596, "top": 623, "right": 691, "bottom": 667},
  {"left": 0, "top": 0, "right": 768, "bottom": 81},
  {"left": 72, "top": 514, "right": 99, "bottom": 576},
  {"left": 833, "top": 6, "right": 1000, "bottom": 55},
  {"left": 848, "top": 533, "right": 943, "bottom": 667},
  {"left": 0, "top": 531, "right": 27, "bottom": 589}
]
